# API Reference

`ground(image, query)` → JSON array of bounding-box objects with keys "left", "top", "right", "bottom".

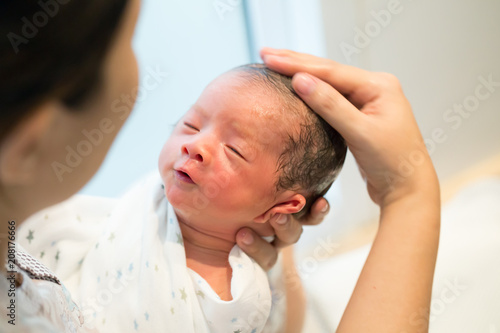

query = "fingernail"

[
  {"left": 261, "top": 47, "right": 279, "bottom": 55},
  {"left": 262, "top": 54, "right": 280, "bottom": 64},
  {"left": 276, "top": 214, "right": 288, "bottom": 225},
  {"left": 293, "top": 73, "right": 316, "bottom": 95},
  {"left": 242, "top": 231, "right": 254, "bottom": 245},
  {"left": 321, "top": 203, "right": 329, "bottom": 213}
]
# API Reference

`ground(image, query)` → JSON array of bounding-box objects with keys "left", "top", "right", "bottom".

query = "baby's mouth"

[{"left": 175, "top": 170, "right": 195, "bottom": 184}]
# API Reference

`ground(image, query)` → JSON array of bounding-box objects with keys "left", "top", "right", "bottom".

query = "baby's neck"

[{"left": 176, "top": 214, "right": 236, "bottom": 301}]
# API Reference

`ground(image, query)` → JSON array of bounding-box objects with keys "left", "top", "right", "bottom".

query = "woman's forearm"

[
  {"left": 338, "top": 171, "right": 440, "bottom": 333},
  {"left": 281, "top": 246, "right": 306, "bottom": 333}
]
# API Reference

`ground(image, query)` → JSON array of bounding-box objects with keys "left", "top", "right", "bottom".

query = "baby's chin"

[{"left": 163, "top": 185, "right": 189, "bottom": 211}]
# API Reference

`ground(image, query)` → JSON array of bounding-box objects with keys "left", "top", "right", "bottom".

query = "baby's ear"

[{"left": 253, "top": 193, "right": 306, "bottom": 223}]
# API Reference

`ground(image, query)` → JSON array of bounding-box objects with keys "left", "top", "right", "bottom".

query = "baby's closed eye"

[
  {"left": 183, "top": 122, "right": 200, "bottom": 131},
  {"left": 226, "top": 145, "right": 244, "bottom": 159}
]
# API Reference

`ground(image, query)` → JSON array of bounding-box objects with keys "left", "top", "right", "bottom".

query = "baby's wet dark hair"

[{"left": 233, "top": 64, "right": 347, "bottom": 219}]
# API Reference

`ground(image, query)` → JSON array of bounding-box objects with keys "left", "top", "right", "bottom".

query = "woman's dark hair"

[{"left": 0, "top": 0, "right": 130, "bottom": 142}]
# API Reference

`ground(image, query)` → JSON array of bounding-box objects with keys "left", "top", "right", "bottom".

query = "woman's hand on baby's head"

[
  {"left": 236, "top": 197, "right": 329, "bottom": 271},
  {"left": 261, "top": 48, "right": 439, "bottom": 209}
]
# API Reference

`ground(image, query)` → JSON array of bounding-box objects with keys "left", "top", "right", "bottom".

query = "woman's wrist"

[
  {"left": 379, "top": 171, "right": 441, "bottom": 231},
  {"left": 379, "top": 158, "right": 440, "bottom": 212}
]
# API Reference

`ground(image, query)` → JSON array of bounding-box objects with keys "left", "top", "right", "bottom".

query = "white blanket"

[{"left": 21, "top": 174, "right": 273, "bottom": 333}]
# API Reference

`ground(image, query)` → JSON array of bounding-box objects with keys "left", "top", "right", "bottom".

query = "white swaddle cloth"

[{"left": 77, "top": 174, "right": 272, "bottom": 332}]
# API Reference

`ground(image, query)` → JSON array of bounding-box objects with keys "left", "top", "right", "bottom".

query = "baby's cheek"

[
  {"left": 157, "top": 157, "right": 168, "bottom": 181},
  {"left": 158, "top": 142, "right": 176, "bottom": 175}
]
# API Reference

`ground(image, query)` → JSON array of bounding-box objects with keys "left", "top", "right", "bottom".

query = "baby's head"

[
  {"left": 235, "top": 64, "right": 346, "bottom": 219},
  {"left": 159, "top": 64, "right": 346, "bottom": 237}
]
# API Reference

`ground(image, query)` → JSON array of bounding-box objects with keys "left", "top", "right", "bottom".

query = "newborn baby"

[
  {"left": 158, "top": 64, "right": 347, "bottom": 302},
  {"left": 20, "top": 64, "right": 346, "bottom": 333}
]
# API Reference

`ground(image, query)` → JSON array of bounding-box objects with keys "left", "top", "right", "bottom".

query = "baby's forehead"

[
  {"left": 205, "top": 70, "right": 303, "bottom": 147},
  {"left": 230, "top": 104, "right": 291, "bottom": 148}
]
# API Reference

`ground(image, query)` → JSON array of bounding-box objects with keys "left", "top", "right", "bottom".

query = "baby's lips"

[
  {"left": 174, "top": 165, "right": 199, "bottom": 185},
  {"left": 173, "top": 160, "right": 202, "bottom": 184}
]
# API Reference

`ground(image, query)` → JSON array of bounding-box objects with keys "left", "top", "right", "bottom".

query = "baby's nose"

[
  {"left": 182, "top": 146, "right": 203, "bottom": 162},
  {"left": 182, "top": 141, "right": 210, "bottom": 164}
]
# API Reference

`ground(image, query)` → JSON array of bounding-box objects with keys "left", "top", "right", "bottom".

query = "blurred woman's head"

[{"left": 0, "top": 0, "right": 141, "bottom": 220}]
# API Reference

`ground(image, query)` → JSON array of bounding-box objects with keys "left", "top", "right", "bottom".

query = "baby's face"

[{"left": 158, "top": 72, "right": 289, "bottom": 237}]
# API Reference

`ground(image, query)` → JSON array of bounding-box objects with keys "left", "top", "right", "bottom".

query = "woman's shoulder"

[{"left": 1, "top": 246, "right": 96, "bottom": 332}]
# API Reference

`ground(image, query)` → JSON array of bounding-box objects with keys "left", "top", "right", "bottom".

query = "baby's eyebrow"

[
  {"left": 191, "top": 104, "right": 208, "bottom": 118},
  {"left": 173, "top": 116, "right": 182, "bottom": 126},
  {"left": 231, "top": 123, "right": 262, "bottom": 155},
  {"left": 190, "top": 104, "right": 261, "bottom": 152},
  {"left": 230, "top": 120, "right": 249, "bottom": 138}
]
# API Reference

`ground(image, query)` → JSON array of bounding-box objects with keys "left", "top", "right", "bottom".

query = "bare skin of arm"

[
  {"left": 280, "top": 246, "right": 306, "bottom": 333},
  {"left": 259, "top": 48, "right": 440, "bottom": 333}
]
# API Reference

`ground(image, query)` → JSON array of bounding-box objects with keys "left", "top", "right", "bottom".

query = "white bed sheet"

[{"left": 302, "top": 177, "right": 500, "bottom": 332}]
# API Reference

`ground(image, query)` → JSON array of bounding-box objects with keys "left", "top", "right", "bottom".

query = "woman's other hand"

[{"left": 237, "top": 197, "right": 329, "bottom": 271}]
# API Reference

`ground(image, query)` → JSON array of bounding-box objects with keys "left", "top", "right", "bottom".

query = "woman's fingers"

[
  {"left": 268, "top": 213, "right": 303, "bottom": 249},
  {"left": 261, "top": 48, "right": 376, "bottom": 103},
  {"left": 238, "top": 197, "right": 331, "bottom": 270},
  {"left": 291, "top": 72, "right": 365, "bottom": 142},
  {"left": 236, "top": 228, "right": 278, "bottom": 271},
  {"left": 237, "top": 214, "right": 305, "bottom": 270},
  {"left": 300, "top": 197, "right": 330, "bottom": 226}
]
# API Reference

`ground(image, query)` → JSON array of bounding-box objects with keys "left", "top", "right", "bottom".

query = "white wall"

[
  {"left": 80, "top": 0, "right": 251, "bottom": 196},
  {"left": 321, "top": 0, "right": 500, "bottom": 181}
]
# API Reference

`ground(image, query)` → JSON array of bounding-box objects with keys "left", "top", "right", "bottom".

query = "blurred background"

[{"left": 80, "top": 0, "right": 500, "bottom": 331}]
